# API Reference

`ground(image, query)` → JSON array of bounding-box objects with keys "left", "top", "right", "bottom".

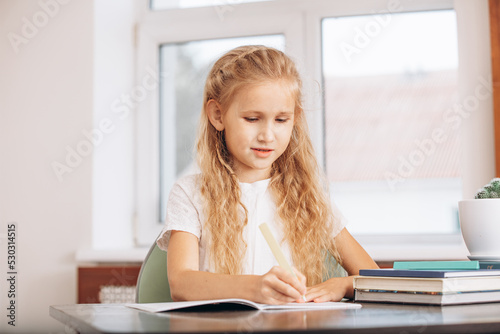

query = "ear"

[{"left": 206, "top": 99, "right": 225, "bottom": 131}]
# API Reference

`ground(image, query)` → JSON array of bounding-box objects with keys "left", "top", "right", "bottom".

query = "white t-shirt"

[{"left": 157, "top": 174, "right": 347, "bottom": 275}]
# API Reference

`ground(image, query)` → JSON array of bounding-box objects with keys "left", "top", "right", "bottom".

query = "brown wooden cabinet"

[{"left": 78, "top": 266, "right": 141, "bottom": 304}]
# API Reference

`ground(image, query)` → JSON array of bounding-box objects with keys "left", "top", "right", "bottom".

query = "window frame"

[
  {"left": 135, "top": 0, "right": 307, "bottom": 245},
  {"left": 135, "top": 0, "right": 493, "bottom": 260}
]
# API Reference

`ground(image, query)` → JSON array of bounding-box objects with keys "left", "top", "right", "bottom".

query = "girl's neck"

[
  {"left": 239, "top": 177, "right": 271, "bottom": 185},
  {"left": 235, "top": 168, "right": 271, "bottom": 184}
]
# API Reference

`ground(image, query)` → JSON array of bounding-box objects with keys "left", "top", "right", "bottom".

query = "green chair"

[{"left": 135, "top": 241, "right": 172, "bottom": 303}]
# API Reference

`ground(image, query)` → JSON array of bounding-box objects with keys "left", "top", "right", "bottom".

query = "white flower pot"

[{"left": 458, "top": 199, "right": 500, "bottom": 259}]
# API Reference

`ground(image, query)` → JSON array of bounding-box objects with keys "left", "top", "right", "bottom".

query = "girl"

[{"left": 157, "top": 45, "right": 378, "bottom": 304}]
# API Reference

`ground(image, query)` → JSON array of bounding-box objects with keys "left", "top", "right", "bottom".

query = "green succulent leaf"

[{"left": 475, "top": 178, "right": 500, "bottom": 199}]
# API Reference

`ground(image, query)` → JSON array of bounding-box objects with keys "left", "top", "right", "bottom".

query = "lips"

[{"left": 252, "top": 148, "right": 274, "bottom": 158}]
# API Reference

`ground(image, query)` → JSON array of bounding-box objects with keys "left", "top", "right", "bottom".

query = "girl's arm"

[
  {"left": 305, "top": 228, "right": 379, "bottom": 302},
  {"left": 167, "top": 230, "right": 307, "bottom": 304}
]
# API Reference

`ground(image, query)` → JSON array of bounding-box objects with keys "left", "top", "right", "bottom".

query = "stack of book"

[{"left": 354, "top": 261, "right": 500, "bottom": 305}]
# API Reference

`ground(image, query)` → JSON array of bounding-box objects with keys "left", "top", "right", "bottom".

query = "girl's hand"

[
  {"left": 305, "top": 276, "right": 354, "bottom": 303},
  {"left": 255, "top": 266, "right": 307, "bottom": 304}
]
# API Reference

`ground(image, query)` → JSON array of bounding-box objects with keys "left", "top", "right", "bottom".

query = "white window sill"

[
  {"left": 356, "top": 234, "right": 471, "bottom": 262},
  {"left": 363, "top": 242, "right": 470, "bottom": 262},
  {"left": 76, "top": 247, "right": 150, "bottom": 264}
]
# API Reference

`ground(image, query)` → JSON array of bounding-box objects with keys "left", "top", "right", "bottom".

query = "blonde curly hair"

[{"left": 196, "top": 45, "right": 341, "bottom": 285}]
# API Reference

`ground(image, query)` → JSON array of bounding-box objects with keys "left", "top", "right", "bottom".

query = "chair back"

[{"left": 135, "top": 242, "right": 172, "bottom": 303}]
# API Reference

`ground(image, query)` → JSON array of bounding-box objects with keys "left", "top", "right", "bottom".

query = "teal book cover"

[{"left": 393, "top": 261, "right": 479, "bottom": 270}]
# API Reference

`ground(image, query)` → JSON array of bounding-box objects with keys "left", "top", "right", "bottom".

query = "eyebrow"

[{"left": 240, "top": 110, "right": 294, "bottom": 115}]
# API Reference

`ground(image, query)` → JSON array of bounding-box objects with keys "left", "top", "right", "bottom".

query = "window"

[
  {"left": 136, "top": 0, "right": 494, "bottom": 254},
  {"left": 322, "top": 10, "right": 461, "bottom": 235},
  {"left": 135, "top": 0, "right": 303, "bottom": 244}
]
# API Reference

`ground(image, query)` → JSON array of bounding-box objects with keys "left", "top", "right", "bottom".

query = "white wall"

[
  {"left": 0, "top": 0, "right": 135, "bottom": 332},
  {"left": 0, "top": 0, "right": 93, "bottom": 331}
]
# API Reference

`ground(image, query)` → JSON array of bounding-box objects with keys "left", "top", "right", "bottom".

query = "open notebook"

[{"left": 126, "top": 298, "right": 361, "bottom": 312}]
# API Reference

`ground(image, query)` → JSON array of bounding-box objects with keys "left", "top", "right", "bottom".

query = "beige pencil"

[{"left": 259, "top": 222, "right": 307, "bottom": 302}]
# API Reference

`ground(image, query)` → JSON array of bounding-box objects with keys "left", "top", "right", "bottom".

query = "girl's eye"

[
  {"left": 276, "top": 118, "right": 289, "bottom": 123},
  {"left": 244, "top": 117, "right": 258, "bottom": 122}
]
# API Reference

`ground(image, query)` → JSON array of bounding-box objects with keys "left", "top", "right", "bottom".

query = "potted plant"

[{"left": 458, "top": 178, "right": 500, "bottom": 260}]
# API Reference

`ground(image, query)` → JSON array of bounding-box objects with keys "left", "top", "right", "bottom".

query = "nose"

[{"left": 257, "top": 122, "right": 274, "bottom": 143}]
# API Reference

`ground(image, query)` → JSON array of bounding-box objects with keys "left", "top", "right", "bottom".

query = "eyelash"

[{"left": 244, "top": 117, "right": 289, "bottom": 123}]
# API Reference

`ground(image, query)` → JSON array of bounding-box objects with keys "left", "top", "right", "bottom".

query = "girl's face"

[{"left": 214, "top": 81, "right": 295, "bottom": 183}]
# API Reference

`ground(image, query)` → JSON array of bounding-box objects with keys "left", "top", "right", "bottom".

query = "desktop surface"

[{"left": 50, "top": 301, "right": 500, "bottom": 333}]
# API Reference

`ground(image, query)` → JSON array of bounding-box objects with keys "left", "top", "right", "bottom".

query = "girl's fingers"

[
  {"left": 262, "top": 282, "right": 297, "bottom": 304},
  {"left": 272, "top": 276, "right": 304, "bottom": 301},
  {"left": 305, "top": 287, "right": 323, "bottom": 302},
  {"left": 306, "top": 285, "right": 333, "bottom": 302},
  {"left": 263, "top": 267, "right": 306, "bottom": 302},
  {"left": 306, "top": 277, "right": 350, "bottom": 302},
  {"left": 274, "top": 267, "right": 307, "bottom": 297}
]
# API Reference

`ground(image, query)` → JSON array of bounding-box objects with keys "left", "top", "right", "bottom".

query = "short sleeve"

[
  {"left": 156, "top": 175, "right": 203, "bottom": 251},
  {"left": 331, "top": 200, "right": 348, "bottom": 238}
]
